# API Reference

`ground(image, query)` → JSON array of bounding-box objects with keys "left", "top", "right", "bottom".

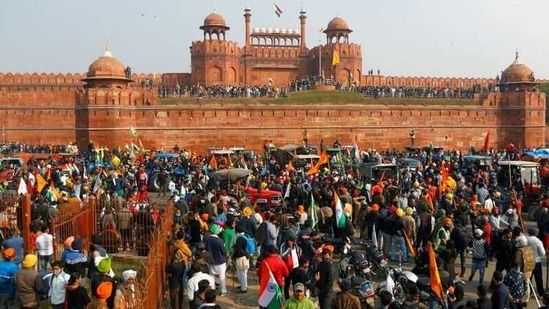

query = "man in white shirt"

[
  {"left": 526, "top": 227, "right": 546, "bottom": 295},
  {"left": 49, "top": 261, "right": 70, "bottom": 309},
  {"left": 35, "top": 226, "right": 53, "bottom": 272},
  {"left": 186, "top": 262, "right": 215, "bottom": 301}
]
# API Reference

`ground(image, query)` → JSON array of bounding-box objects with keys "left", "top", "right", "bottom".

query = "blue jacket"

[
  {"left": 204, "top": 234, "right": 227, "bottom": 265},
  {"left": 64, "top": 250, "right": 88, "bottom": 275},
  {"left": 0, "top": 261, "right": 19, "bottom": 297}
]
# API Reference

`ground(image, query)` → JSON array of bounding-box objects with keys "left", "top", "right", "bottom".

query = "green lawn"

[{"left": 159, "top": 90, "right": 478, "bottom": 106}]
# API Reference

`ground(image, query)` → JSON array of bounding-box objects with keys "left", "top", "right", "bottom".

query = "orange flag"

[
  {"left": 287, "top": 160, "right": 296, "bottom": 172},
  {"left": 483, "top": 131, "right": 490, "bottom": 153},
  {"left": 36, "top": 173, "right": 47, "bottom": 193},
  {"left": 402, "top": 229, "right": 416, "bottom": 257},
  {"left": 318, "top": 150, "right": 329, "bottom": 166},
  {"left": 427, "top": 242, "right": 444, "bottom": 301},
  {"left": 209, "top": 155, "right": 217, "bottom": 170},
  {"left": 227, "top": 156, "right": 233, "bottom": 169},
  {"left": 306, "top": 163, "right": 319, "bottom": 176}
]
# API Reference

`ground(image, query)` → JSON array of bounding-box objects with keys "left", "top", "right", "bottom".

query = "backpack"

[
  {"left": 256, "top": 222, "right": 268, "bottom": 246},
  {"left": 239, "top": 233, "right": 257, "bottom": 255},
  {"left": 38, "top": 270, "right": 53, "bottom": 300},
  {"left": 518, "top": 247, "right": 536, "bottom": 274}
]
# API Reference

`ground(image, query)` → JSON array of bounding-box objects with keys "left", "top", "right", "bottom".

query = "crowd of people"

[
  {"left": 0, "top": 230, "right": 142, "bottom": 309},
  {"left": 356, "top": 85, "right": 486, "bottom": 99},
  {"left": 2, "top": 141, "right": 549, "bottom": 309}
]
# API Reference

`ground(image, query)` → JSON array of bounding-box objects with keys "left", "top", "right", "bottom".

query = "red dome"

[
  {"left": 326, "top": 16, "right": 351, "bottom": 32},
  {"left": 501, "top": 53, "right": 535, "bottom": 83},
  {"left": 86, "top": 50, "right": 126, "bottom": 79},
  {"left": 203, "top": 12, "right": 227, "bottom": 27}
]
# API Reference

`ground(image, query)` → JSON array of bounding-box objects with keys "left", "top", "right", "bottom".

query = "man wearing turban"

[{"left": 114, "top": 269, "right": 142, "bottom": 309}]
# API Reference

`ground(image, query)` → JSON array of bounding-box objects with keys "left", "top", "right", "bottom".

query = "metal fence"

[
  {"left": 143, "top": 202, "right": 173, "bottom": 309},
  {"left": 17, "top": 194, "right": 172, "bottom": 309},
  {"left": 50, "top": 198, "right": 93, "bottom": 260}
]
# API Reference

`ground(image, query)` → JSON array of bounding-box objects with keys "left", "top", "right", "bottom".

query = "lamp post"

[{"left": 409, "top": 130, "right": 416, "bottom": 147}]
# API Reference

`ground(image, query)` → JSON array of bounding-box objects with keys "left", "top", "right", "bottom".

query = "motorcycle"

[
  {"left": 378, "top": 267, "right": 464, "bottom": 309},
  {"left": 339, "top": 246, "right": 372, "bottom": 280},
  {"left": 360, "top": 240, "right": 389, "bottom": 278},
  {"left": 348, "top": 276, "right": 376, "bottom": 308}
]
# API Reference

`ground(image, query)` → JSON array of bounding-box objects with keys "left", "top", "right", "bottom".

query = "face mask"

[{"left": 54, "top": 270, "right": 61, "bottom": 275}]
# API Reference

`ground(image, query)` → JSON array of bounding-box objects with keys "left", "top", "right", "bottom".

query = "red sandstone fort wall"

[{"left": 74, "top": 96, "right": 543, "bottom": 152}]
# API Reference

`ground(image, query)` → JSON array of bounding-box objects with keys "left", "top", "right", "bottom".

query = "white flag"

[{"left": 17, "top": 178, "right": 27, "bottom": 195}]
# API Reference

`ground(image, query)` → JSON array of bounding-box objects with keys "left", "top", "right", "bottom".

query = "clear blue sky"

[{"left": 1, "top": 0, "right": 548, "bottom": 78}]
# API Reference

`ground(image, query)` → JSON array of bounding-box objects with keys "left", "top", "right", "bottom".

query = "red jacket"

[{"left": 257, "top": 254, "right": 289, "bottom": 288}]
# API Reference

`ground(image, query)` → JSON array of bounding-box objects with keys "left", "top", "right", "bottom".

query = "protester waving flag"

[
  {"left": 333, "top": 189, "right": 346, "bottom": 228},
  {"left": 258, "top": 264, "right": 283, "bottom": 309},
  {"left": 427, "top": 242, "right": 444, "bottom": 301}
]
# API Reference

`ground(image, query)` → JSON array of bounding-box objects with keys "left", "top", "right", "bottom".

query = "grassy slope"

[{"left": 159, "top": 90, "right": 478, "bottom": 106}]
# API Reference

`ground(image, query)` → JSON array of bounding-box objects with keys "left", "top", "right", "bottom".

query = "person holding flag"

[{"left": 257, "top": 245, "right": 288, "bottom": 309}]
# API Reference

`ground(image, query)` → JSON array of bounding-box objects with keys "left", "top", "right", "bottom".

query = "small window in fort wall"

[{"left": 143, "top": 112, "right": 146, "bottom": 118}]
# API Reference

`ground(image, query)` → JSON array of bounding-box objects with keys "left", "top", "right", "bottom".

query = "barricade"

[
  {"left": 143, "top": 201, "right": 173, "bottom": 309},
  {"left": 50, "top": 198, "right": 93, "bottom": 260},
  {"left": 95, "top": 198, "right": 157, "bottom": 256}
]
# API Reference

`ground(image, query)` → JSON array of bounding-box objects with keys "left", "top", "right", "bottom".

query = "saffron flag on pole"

[
  {"left": 402, "top": 229, "right": 416, "bottom": 257},
  {"left": 427, "top": 242, "right": 444, "bottom": 301},
  {"left": 332, "top": 50, "right": 340, "bottom": 65},
  {"left": 258, "top": 264, "right": 283, "bottom": 309},
  {"left": 36, "top": 173, "right": 47, "bottom": 193},
  {"left": 309, "top": 194, "right": 318, "bottom": 229},
  {"left": 209, "top": 155, "right": 217, "bottom": 170},
  {"left": 333, "top": 189, "right": 346, "bottom": 228},
  {"left": 274, "top": 3, "right": 283, "bottom": 17},
  {"left": 483, "top": 131, "right": 490, "bottom": 153}
]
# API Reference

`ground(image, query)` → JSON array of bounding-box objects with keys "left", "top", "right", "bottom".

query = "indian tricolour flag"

[
  {"left": 258, "top": 265, "right": 282, "bottom": 309},
  {"left": 333, "top": 189, "right": 346, "bottom": 228},
  {"left": 309, "top": 194, "right": 318, "bottom": 229},
  {"left": 274, "top": 3, "right": 283, "bottom": 17}
]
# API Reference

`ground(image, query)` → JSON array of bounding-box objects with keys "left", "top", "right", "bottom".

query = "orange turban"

[{"left": 96, "top": 281, "right": 113, "bottom": 299}]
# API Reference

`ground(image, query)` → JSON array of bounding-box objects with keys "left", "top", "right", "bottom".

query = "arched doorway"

[{"left": 208, "top": 66, "right": 222, "bottom": 84}]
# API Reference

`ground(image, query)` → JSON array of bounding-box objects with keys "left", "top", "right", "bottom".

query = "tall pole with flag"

[
  {"left": 332, "top": 49, "right": 340, "bottom": 81},
  {"left": 319, "top": 27, "right": 324, "bottom": 80},
  {"left": 274, "top": 3, "right": 283, "bottom": 17}
]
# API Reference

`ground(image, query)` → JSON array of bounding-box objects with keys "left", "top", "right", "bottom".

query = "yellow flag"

[
  {"left": 112, "top": 156, "right": 121, "bottom": 167},
  {"left": 332, "top": 50, "right": 340, "bottom": 65}
]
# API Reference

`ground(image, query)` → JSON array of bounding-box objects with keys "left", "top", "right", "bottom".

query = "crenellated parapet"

[
  {"left": 0, "top": 72, "right": 85, "bottom": 86},
  {"left": 361, "top": 75, "right": 496, "bottom": 89},
  {"left": 190, "top": 40, "right": 242, "bottom": 55}
]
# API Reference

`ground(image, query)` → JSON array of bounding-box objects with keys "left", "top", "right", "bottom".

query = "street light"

[{"left": 409, "top": 130, "right": 416, "bottom": 147}]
